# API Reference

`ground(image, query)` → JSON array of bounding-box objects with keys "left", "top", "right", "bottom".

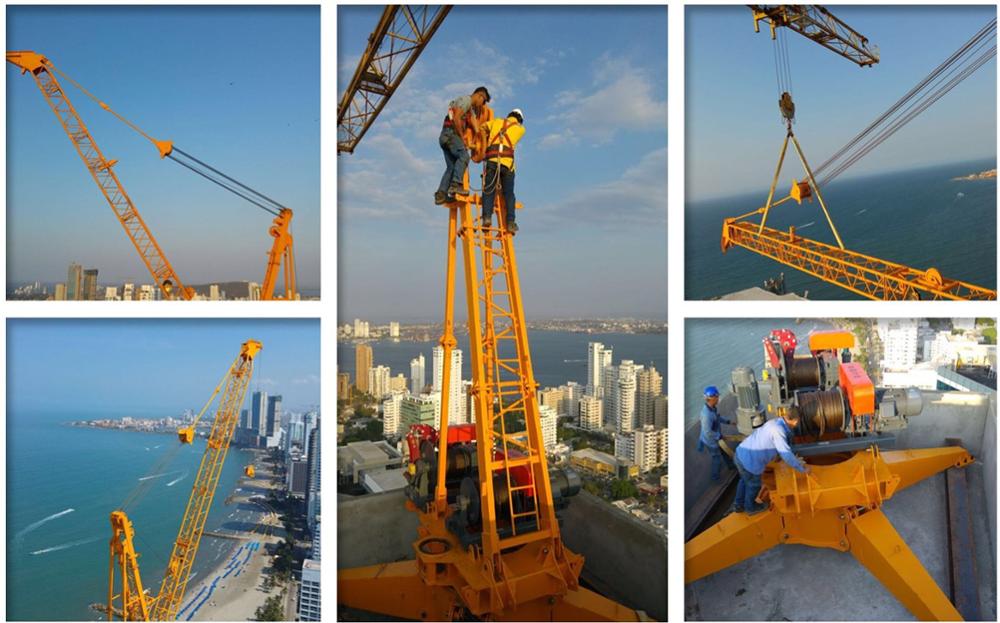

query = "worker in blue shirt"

[
  {"left": 698, "top": 386, "right": 733, "bottom": 482},
  {"left": 734, "top": 407, "right": 810, "bottom": 514}
]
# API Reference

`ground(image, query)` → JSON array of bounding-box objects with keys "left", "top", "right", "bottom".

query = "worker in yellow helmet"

[{"left": 480, "top": 109, "right": 525, "bottom": 234}]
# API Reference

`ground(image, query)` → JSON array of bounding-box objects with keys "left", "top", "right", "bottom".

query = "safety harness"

[{"left": 484, "top": 118, "right": 516, "bottom": 163}]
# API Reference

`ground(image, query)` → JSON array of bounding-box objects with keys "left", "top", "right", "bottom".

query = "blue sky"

[
  {"left": 8, "top": 319, "right": 321, "bottom": 416},
  {"left": 6, "top": 6, "right": 320, "bottom": 288},
  {"left": 338, "top": 6, "right": 668, "bottom": 322},
  {"left": 687, "top": 5, "right": 997, "bottom": 202}
]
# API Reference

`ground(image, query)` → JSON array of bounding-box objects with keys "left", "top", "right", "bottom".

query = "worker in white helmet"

[{"left": 480, "top": 109, "right": 525, "bottom": 234}]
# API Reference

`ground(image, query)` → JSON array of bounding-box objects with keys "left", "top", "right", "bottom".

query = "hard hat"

[
  {"left": 509, "top": 108, "right": 524, "bottom": 124},
  {"left": 704, "top": 386, "right": 720, "bottom": 398}
]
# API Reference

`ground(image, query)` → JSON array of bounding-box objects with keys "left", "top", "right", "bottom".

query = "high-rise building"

[
  {"left": 298, "top": 558, "right": 321, "bottom": 621},
  {"left": 248, "top": 282, "right": 261, "bottom": 301},
  {"left": 615, "top": 360, "right": 640, "bottom": 434},
  {"left": 382, "top": 392, "right": 405, "bottom": 438},
  {"left": 587, "top": 342, "right": 613, "bottom": 396},
  {"left": 121, "top": 282, "right": 134, "bottom": 301},
  {"left": 337, "top": 372, "right": 350, "bottom": 399},
  {"left": 306, "top": 423, "right": 321, "bottom": 530},
  {"left": 654, "top": 395, "right": 668, "bottom": 429},
  {"left": 67, "top": 262, "right": 83, "bottom": 301},
  {"left": 82, "top": 269, "right": 98, "bottom": 301},
  {"left": 389, "top": 321, "right": 400, "bottom": 338},
  {"left": 54, "top": 283, "right": 67, "bottom": 300},
  {"left": 637, "top": 366, "right": 663, "bottom": 427},
  {"left": 103, "top": 286, "right": 119, "bottom": 301},
  {"left": 579, "top": 395, "right": 603, "bottom": 431},
  {"left": 539, "top": 404, "right": 558, "bottom": 451},
  {"left": 265, "top": 395, "right": 282, "bottom": 447},
  {"left": 368, "top": 365, "right": 391, "bottom": 399},
  {"left": 389, "top": 373, "right": 407, "bottom": 393},
  {"left": 250, "top": 391, "right": 267, "bottom": 439},
  {"left": 878, "top": 318, "right": 919, "bottom": 370},
  {"left": 356, "top": 343, "right": 373, "bottom": 394},
  {"left": 410, "top": 353, "right": 426, "bottom": 394},
  {"left": 615, "top": 425, "right": 667, "bottom": 472},
  {"left": 209, "top": 284, "right": 221, "bottom": 301},
  {"left": 462, "top": 380, "right": 476, "bottom": 423},
  {"left": 433, "top": 346, "right": 464, "bottom": 424},
  {"left": 399, "top": 394, "right": 437, "bottom": 435},
  {"left": 561, "top": 382, "right": 583, "bottom": 418},
  {"left": 539, "top": 387, "right": 566, "bottom": 416}
]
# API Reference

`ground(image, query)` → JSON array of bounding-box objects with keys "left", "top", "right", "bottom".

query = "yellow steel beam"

[
  {"left": 721, "top": 219, "right": 997, "bottom": 300},
  {"left": 848, "top": 510, "right": 963, "bottom": 621},
  {"left": 686, "top": 445, "right": 974, "bottom": 621},
  {"left": 337, "top": 6, "right": 451, "bottom": 153},
  {"left": 684, "top": 508, "right": 783, "bottom": 583}
]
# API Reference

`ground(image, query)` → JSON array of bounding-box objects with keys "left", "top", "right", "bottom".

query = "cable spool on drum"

[
  {"left": 787, "top": 356, "right": 822, "bottom": 389},
  {"left": 796, "top": 389, "right": 847, "bottom": 436}
]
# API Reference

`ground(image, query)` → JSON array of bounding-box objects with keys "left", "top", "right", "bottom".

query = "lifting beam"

[
  {"left": 339, "top": 147, "right": 649, "bottom": 621},
  {"left": 686, "top": 445, "right": 975, "bottom": 621}
]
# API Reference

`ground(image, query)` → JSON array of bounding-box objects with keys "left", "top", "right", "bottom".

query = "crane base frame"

[{"left": 686, "top": 445, "right": 974, "bottom": 621}]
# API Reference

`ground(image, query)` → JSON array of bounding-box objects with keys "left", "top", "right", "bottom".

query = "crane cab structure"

[
  {"left": 103, "top": 339, "right": 260, "bottom": 621},
  {"left": 6, "top": 50, "right": 298, "bottom": 301}
]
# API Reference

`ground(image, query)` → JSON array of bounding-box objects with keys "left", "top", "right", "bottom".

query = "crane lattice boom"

[
  {"left": 750, "top": 5, "right": 880, "bottom": 67},
  {"left": 7, "top": 51, "right": 192, "bottom": 300},
  {"left": 337, "top": 5, "right": 450, "bottom": 153},
  {"left": 105, "top": 339, "right": 261, "bottom": 621}
]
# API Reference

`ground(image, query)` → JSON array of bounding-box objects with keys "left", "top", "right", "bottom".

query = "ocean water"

[
  {"left": 7, "top": 410, "right": 252, "bottom": 621},
  {"left": 683, "top": 318, "right": 835, "bottom": 428},
  {"left": 337, "top": 330, "right": 668, "bottom": 391},
  {"left": 686, "top": 160, "right": 997, "bottom": 299}
]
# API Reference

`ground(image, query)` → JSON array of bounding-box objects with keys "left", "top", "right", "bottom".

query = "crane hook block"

[{"left": 779, "top": 91, "right": 795, "bottom": 122}]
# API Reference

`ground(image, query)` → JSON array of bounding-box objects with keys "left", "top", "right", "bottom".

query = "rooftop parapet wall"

[{"left": 337, "top": 489, "right": 667, "bottom": 620}]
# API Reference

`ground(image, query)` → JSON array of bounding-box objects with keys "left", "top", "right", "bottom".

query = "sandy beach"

[{"left": 177, "top": 453, "right": 288, "bottom": 621}]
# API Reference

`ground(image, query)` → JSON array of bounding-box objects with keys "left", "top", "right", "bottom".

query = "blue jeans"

[
  {"left": 482, "top": 161, "right": 516, "bottom": 223},
  {"left": 706, "top": 444, "right": 733, "bottom": 481},
  {"left": 438, "top": 127, "right": 469, "bottom": 193},
  {"left": 734, "top": 455, "right": 763, "bottom": 511}
]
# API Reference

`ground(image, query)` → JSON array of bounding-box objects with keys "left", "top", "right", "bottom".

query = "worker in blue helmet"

[{"left": 698, "top": 385, "right": 733, "bottom": 482}]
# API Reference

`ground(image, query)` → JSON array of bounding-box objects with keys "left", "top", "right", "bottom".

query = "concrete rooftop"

[{"left": 686, "top": 390, "right": 997, "bottom": 621}]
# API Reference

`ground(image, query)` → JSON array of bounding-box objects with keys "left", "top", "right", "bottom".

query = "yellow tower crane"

[
  {"left": 337, "top": 11, "right": 650, "bottom": 616},
  {"left": 7, "top": 51, "right": 297, "bottom": 301},
  {"left": 720, "top": 8, "right": 997, "bottom": 300},
  {"left": 102, "top": 339, "right": 261, "bottom": 621}
]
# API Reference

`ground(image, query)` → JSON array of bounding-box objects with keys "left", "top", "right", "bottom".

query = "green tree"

[
  {"left": 254, "top": 593, "right": 285, "bottom": 621},
  {"left": 609, "top": 479, "right": 639, "bottom": 500}
]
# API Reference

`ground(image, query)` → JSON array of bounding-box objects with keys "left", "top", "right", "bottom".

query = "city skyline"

[
  {"left": 687, "top": 5, "right": 997, "bottom": 201},
  {"left": 338, "top": 5, "right": 668, "bottom": 320},
  {"left": 7, "top": 5, "right": 321, "bottom": 289}
]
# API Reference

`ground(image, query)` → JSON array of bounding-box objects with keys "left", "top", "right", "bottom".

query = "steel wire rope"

[
  {"left": 822, "top": 47, "right": 996, "bottom": 184},
  {"left": 814, "top": 19, "right": 996, "bottom": 182},
  {"left": 819, "top": 41, "right": 996, "bottom": 185},
  {"left": 815, "top": 19, "right": 996, "bottom": 176},
  {"left": 49, "top": 61, "right": 289, "bottom": 219}
]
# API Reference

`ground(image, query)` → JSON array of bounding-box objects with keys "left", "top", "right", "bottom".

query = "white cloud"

[
  {"left": 540, "top": 53, "right": 667, "bottom": 149},
  {"left": 533, "top": 147, "right": 667, "bottom": 228},
  {"left": 292, "top": 374, "right": 320, "bottom": 385}
]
